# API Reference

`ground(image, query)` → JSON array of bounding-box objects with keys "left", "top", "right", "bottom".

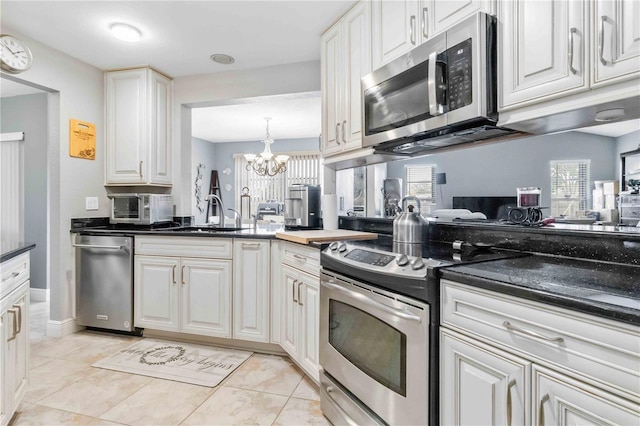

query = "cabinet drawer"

[
  {"left": 441, "top": 279, "right": 640, "bottom": 401},
  {"left": 281, "top": 242, "right": 320, "bottom": 277},
  {"left": 1, "top": 253, "right": 30, "bottom": 299},
  {"left": 135, "top": 236, "right": 232, "bottom": 258}
]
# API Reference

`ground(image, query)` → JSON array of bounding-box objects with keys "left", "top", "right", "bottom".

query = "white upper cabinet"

[
  {"left": 105, "top": 67, "right": 172, "bottom": 186},
  {"left": 321, "top": 1, "right": 371, "bottom": 156},
  {"left": 592, "top": 0, "right": 640, "bottom": 85},
  {"left": 371, "top": 0, "right": 495, "bottom": 69},
  {"left": 500, "top": 0, "right": 588, "bottom": 109}
]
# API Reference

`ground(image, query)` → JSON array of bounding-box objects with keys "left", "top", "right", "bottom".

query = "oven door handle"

[{"left": 321, "top": 281, "right": 422, "bottom": 323}]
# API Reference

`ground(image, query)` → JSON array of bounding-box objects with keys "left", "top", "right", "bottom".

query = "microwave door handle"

[{"left": 428, "top": 51, "right": 442, "bottom": 116}]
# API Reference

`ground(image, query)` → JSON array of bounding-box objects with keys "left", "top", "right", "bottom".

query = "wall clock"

[{"left": 0, "top": 34, "right": 33, "bottom": 74}]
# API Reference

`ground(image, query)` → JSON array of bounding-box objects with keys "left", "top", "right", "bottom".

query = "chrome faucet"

[
  {"left": 205, "top": 194, "right": 227, "bottom": 227},
  {"left": 227, "top": 208, "right": 241, "bottom": 228}
]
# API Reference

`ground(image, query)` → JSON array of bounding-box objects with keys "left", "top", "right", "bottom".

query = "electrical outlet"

[{"left": 85, "top": 197, "right": 99, "bottom": 211}]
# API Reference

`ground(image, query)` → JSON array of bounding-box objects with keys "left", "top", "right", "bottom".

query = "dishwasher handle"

[{"left": 73, "top": 243, "right": 127, "bottom": 251}]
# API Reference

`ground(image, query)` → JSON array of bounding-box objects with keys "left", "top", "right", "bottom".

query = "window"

[
  {"left": 234, "top": 151, "right": 321, "bottom": 215},
  {"left": 550, "top": 160, "right": 590, "bottom": 217},
  {"left": 405, "top": 164, "right": 435, "bottom": 212}
]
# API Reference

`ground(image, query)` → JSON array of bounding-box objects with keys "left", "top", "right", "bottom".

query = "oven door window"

[
  {"left": 329, "top": 300, "right": 407, "bottom": 396},
  {"left": 112, "top": 197, "right": 140, "bottom": 219}
]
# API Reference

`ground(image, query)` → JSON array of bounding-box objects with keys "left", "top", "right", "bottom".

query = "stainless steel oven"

[{"left": 320, "top": 270, "right": 429, "bottom": 425}]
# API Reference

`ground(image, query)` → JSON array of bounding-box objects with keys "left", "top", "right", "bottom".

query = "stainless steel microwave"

[
  {"left": 109, "top": 193, "right": 173, "bottom": 225},
  {"left": 362, "top": 13, "right": 517, "bottom": 156}
]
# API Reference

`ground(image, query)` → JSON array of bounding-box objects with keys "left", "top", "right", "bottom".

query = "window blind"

[
  {"left": 405, "top": 164, "right": 436, "bottom": 209},
  {"left": 550, "top": 160, "right": 590, "bottom": 217}
]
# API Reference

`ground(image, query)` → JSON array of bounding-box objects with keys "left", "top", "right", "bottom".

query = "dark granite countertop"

[
  {"left": 71, "top": 226, "right": 279, "bottom": 240},
  {"left": 440, "top": 255, "right": 640, "bottom": 326},
  {"left": 1, "top": 242, "right": 36, "bottom": 263}
]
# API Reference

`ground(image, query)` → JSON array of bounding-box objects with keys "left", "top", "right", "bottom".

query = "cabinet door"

[
  {"left": 533, "top": 365, "right": 639, "bottom": 426},
  {"left": 5, "top": 281, "right": 29, "bottom": 410},
  {"left": 430, "top": 0, "right": 494, "bottom": 36},
  {"left": 280, "top": 264, "right": 299, "bottom": 359},
  {"left": 298, "top": 275, "right": 320, "bottom": 383},
  {"left": 342, "top": 1, "right": 371, "bottom": 152},
  {"left": 147, "top": 70, "right": 172, "bottom": 185},
  {"left": 372, "top": 0, "right": 421, "bottom": 69},
  {"left": 321, "top": 22, "right": 343, "bottom": 156},
  {"left": 500, "top": 0, "right": 587, "bottom": 109},
  {"left": 593, "top": 0, "right": 640, "bottom": 85},
  {"left": 181, "top": 258, "right": 231, "bottom": 338},
  {"left": 270, "top": 240, "right": 282, "bottom": 344},
  {"left": 134, "top": 255, "right": 180, "bottom": 332},
  {"left": 105, "top": 69, "right": 147, "bottom": 184},
  {"left": 233, "top": 240, "right": 270, "bottom": 342},
  {"left": 0, "top": 308, "right": 11, "bottom": 426},
  {"left": 441, "top": 329, "right": 530, "bottom": 426}
]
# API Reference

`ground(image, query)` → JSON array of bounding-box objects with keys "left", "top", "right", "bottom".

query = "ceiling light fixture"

[
  {"left": 244, "top": 118, "right": 289, "bottom": 177},
  {"left": 110, "top": 23, "right": 142, "bottom": 42},
  {"left": 210, "top": 54, "right": 235, "bottom": 65}
]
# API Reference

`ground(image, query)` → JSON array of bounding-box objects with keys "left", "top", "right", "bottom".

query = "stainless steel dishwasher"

[{"left": 74, "top": 234, "right": 135, "bottom": 332}]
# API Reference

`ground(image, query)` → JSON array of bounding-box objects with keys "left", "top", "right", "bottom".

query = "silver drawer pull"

[
  {"left": 292, "top": 254, "right": 307, "bottom": 261},
  {"left": 242, "top": 243, "right": 261, "bottom": 249},
  {"left": 2, "top": 272, "right": 20, "bottom": 282},
  {"left": 503, "top": 321, "right": 564, "bottom": 343}
]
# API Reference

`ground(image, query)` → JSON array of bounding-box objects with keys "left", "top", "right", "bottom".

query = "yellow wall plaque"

[{"left": 69, "top": 119, "right": 96, "bottom": 160}]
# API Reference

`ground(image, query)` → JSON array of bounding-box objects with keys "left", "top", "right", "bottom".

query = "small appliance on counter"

[
  {"left": 108, "top": 193, "right": 173, "bottom": 225},
  {"left": 256, "top": 200, "right": 284, "bottom": 220},
  {"left": 284, "top": 184, "right": 321, "bottom": 229},
  {"left": 383, "top": 178, "right": 402, "bottom": 218}
]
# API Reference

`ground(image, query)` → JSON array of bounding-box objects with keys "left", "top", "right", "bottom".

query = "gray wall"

[
  {"left": 0, "top": 93, "right": 48, "bottom": 290},
  {"left": 615, "top": 130, "right": 640, "bottom": 181},
  {"left": 386, "top": 131, "right": 617, "bottom": 210}
]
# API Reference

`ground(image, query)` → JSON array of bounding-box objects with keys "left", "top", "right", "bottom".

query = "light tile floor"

[{"left": 11, "top": 301, "right": 330, "bottom": 426}]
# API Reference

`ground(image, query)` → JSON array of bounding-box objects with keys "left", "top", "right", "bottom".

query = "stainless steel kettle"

[{"left": 393, "top": 196, "right": 427, "bottom": 244}]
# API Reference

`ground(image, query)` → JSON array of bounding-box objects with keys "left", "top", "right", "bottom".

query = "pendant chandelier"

[{"left": 243, "top": 117, "right": 289, "bottom": 177}]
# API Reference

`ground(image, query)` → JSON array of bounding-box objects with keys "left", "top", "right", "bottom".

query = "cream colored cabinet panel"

[
  {"left": 105, "top": 67, "right": 172, "bottom": 186},
  {"left": 6, "top": 282, "right": 29, "bottom": 419},
  {"left": 280, "top": 242, "right": 320, "bottom": 277},
  {"left": 0, "top": 253, "right": 29, "bottom": 300},
  {"left": 322, "top": 1, "right": 371, "bottom": 157},
  {"left": 431, "top": 0, "right": 494, "bottom": 35},
  {"left": 298, "top": 273, "right": 320, "bottom": 382},
  {"left": 135, "top": 236, "right": 233, "bottom": 259},
  {"left": 0, "top": 308, "right": 7, "bottom": 426},
  {"left": 181, "top": 258, "right": 231, "bottom": 338},
  {"left": 270, "top": 240, "right": 282, "bottom": 344},
  {"left": 441, "top": 328, "right": 530, "bottom": 426},
  {"left": 372, "top": 0, "right": 421, "bottom": 68},
  {"left": 321, "top": 24, "right": 343, "bottom": 156},
  {"left": 533, "top": 365, "right": 640, "bottom": 426},
  {"left": 593, "top": 0, "right": 640, "bottom": 85},
  {"left": 500, "top": 0, "right": 588, "bottom": 109},
  {"left": 280, "top": 264, "right": 300, "bottom": 359},
  {"left": 134, "top": 255, "right": 180, "bottom": 332},
  {"left": 233, "top": 240, "right": 270, "bottom": 342}
]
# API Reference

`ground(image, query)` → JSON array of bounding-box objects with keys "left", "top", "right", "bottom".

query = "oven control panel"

[{"left": 344, "top": 249, "right": 395, "bottom": 267}]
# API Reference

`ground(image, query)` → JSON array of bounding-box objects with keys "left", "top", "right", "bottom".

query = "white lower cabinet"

[
  {"left": 134, "top": 237, "right": 232, "bottom": 338},
  {"left": 233, "top": 240, "right": 270, "bottom": 342},
  {"left": 440, "top": 279, "right": 640, "bottom": 425},
  {"left": 1, "top": 253, "right": 30, "bottom": 426},
  {"left": 279, "top": 242, "right": 320, "bottom": 382}
]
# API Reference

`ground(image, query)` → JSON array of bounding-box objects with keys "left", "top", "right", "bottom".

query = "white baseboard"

[
  {"left": 47, "top": 318, "right": 84, "bottom": 338},
  {"left": 30, "top": 288, "right": 50, "bottom": 302}
]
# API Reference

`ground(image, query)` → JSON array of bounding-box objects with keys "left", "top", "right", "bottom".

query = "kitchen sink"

[{"left": 171, "top": 226, "right": 245, "bottom": 233}]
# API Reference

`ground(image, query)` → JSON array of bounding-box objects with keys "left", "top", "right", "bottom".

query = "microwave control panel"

[{"left": 447, "top": 38, "right": 473, "bottom": 111}]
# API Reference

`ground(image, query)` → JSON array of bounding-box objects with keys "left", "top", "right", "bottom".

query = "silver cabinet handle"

[
  {"left": 292, "top": 279, "right": 298, "bottom": 303},
  {"left": 242, "top": 242, "right": 261, "bottom": 249},
  {"left": 172, "top": 265, "right": 177, "bottom": 284},
  {"left": 568, "top": 27, "right": 577, "bottom": 74},
  {"left": 181, "top": 265, "right": 186, "bottom": 285},
  {"left": 410, "top": 15, "right": 416, "bottom": 45},
  {"left": 2, "top": 272, "right": 20, "bottom": 282},
  {"left": 322, "top": 280, "right": 421, "bottom": 322},
  {"left": 7, "top": 308, "right": 19, "bottom": 341},
  {"left": 293, "top": 254, "right": 307, "bottom": 261},
  {"left": 297, "top": 281, "right": 303, "bottom": 306},
  {"left": 73, "top": 244, "right": 125, "bottom": 250},
  {"left": 538, "top": 394, "right": 549, "bottom": 426},
  {"left": 13, "top": 304, "right": 22, "bottom": 334},
  {"left": 598, "top": 16, "right": 608, "bottom": 65},
  {"left": 422, "top": 7, "right": 428, "bottom": 39},
  {"left": 139, "top": 160, "right": 143, "bottom": 179},
  {"left": 335, "top": 123, "right": 341, "bottom": 145},
  {"left": 342, "top": 120, "right": 347, "bottom": 143},
  {"left": 503, "top": 321, "right": 564, "bottom": 343},
  {"left": 507, "top": 379, "right": 516, "bottom": 426}
]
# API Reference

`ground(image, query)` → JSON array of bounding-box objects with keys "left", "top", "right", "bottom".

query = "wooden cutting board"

[{"left": 275, "top": 230, "right": 378, "bottom": 244}]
